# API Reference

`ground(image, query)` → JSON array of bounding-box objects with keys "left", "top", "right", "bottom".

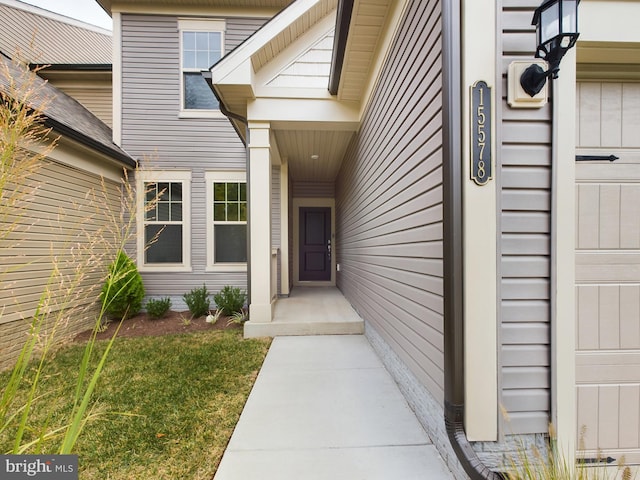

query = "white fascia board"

[
  {"left": 254, "top": 86, "right": 333, "bottom": 99},
  {"left": 580, "top": 1, "right": 640, "bottom": 43},
  {"left": 247, "top": 97, "right": 359, "bottom": 126},
  {"left": 213, "top": 57, "right": 254, "bottom": 87},
  {"left": 209, "top": 0, "right": 323, "bottom": 83},
  {"left": 31, "top": 135, "right": 125, "bottom": 182}
]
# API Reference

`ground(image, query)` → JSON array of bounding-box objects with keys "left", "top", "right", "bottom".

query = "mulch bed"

[{"left": 74, "top": 310, "right": 242, "bottom": 342}]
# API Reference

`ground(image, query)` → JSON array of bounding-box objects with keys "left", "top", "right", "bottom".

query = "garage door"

[{"left": 576, "top": 81, "right": 640, "bottom": 465}]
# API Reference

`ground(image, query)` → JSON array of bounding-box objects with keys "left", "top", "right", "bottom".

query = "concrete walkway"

[{"left": 214, "top": 335, "right": 453, "bottom": 480}]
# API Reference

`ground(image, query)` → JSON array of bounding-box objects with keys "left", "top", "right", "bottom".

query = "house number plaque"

[{"left": 471, "top": 81, "right": 492, "bottom": 186}]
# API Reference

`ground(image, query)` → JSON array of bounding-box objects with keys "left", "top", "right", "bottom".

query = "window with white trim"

[
  {"left": 179, "top": 19, "right": 224, "bottom": 113},
  {"left": 137, "top": 171, "right": 191, "bottom": 271},
  {"left": 205, "top": 172, "right": 247, "bottom": 271}
]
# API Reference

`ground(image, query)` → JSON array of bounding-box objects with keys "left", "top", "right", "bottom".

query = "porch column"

[{"left": 248, "top": 121, "right": 273, "bottom": 323}]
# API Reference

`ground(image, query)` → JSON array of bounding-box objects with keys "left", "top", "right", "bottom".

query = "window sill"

[
  {"left": 139, "top": 265, "right": 193, "bottom": 273},
  {"left": 178, "top": 109, "right": 227, "bottom": 119},
  {"left": 206, "top": 264, "right": 247, "bottom": 273}
]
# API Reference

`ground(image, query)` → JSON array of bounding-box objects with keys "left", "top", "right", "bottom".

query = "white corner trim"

[
  {"left": 552, "top": 48, "right": 577, "bottom": 465},
  {"left": 462, "top": 0, "right": 498, "bottom": 442},
  {"left": 112, "top": 11, "right": 122, "bottom": 146}
]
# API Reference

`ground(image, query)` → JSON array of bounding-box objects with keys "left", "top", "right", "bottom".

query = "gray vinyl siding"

[
  {"left": 292, "top": 181, "right": 334, "bottom": 198},
  {"left": 226, "top": 17, "right": 269, "bottom": 51},
  {"left": 121, "top": 14, "right": 264, "bottom": 299},
  {"left": 499, "top": 1, "right": 552, "bottom": 434},
  {"left": 336, "top": 0, "right": 444, "bottom": 403},
  {"left": 272, "top": 165, "right": 281, "bottom": 294}
]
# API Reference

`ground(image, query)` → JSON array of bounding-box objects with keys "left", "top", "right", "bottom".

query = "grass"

[{"left": 0, "top": 329, "right": 271, "bottom": 479}]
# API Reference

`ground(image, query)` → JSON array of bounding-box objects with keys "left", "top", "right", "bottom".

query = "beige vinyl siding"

[
  {"left": 49, "top": 83, "right": 113, "bottom": 128},
  {"left": 0, "top": 159, "right": 121, "bottom": 370},
  {"left": 121, "top": 14, "right": 265, "bottom": 299},
  {"left": 500, "top": 1, "right": 552, "bottom": 434},
  {"left": 336, "top": 0, "right": 444, "bottom": 402},
  {"left": 0, "top": 3, "right": 111, "bottom": 65},
  {"left": 575, "top": 81, "right": 640, "bottom": 464}
]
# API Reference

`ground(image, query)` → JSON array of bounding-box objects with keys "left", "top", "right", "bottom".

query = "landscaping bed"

[{"left": 74, "top": 309, "right": 243, "bottom": 341}]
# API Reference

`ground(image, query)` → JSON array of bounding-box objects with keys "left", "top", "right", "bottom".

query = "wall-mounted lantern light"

[{"left": 520, "top": 0, "right": 580, "bottom": 97}]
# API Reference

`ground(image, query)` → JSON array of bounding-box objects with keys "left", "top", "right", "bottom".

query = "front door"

[{"left": 299, "top": 207, "right": 331, "bottom": 281}]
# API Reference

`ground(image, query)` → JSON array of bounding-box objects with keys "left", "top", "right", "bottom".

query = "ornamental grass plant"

[
  {"left": 503, "top": 424, "right": 635, "bottom": 480},
  {"left": 0, "top": 55, "right": 160, "bottom": 454}
]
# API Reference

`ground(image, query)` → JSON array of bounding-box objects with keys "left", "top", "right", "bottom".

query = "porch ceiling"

[{"left": 274, "top": 128, "right": 354, "bottom": 182}]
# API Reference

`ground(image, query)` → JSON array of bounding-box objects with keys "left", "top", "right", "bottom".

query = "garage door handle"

[
  {"left": 581, "top": 456, "right": 616, "bottom": 464},
  {"left": 575, "top": 154, "right": 619, "bottom": 162}
]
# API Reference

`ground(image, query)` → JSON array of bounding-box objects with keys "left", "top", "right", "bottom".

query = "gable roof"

[
  {"left": 0, "top": 0, "right": 111, "bottom": 65},
  {"left": 207, "top": 0, "right": 402, "bottom": 182},
  {"left": 209, "top": 0, "right": 338, "bottom": 122},
  {"left": 0, "top": 54, "right": 134, "bottom": 168},
  {"left": 210, "top": 0, "right": 398, "bottom": 113}
]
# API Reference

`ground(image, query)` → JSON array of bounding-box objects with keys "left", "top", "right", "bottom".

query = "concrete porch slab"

[{"left": 244, "top": 287, "right": 364, "bottom": 337}]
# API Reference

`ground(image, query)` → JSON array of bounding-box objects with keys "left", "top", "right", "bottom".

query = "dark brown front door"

[{"left": 299, "top": 207, "right": 331, "bottom": 281}]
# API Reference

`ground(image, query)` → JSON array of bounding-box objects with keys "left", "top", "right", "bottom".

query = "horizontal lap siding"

[
  {"left": 336, "top": 0, "right": 444, "bottom": 403},
  {"left": 0, "top": 160, "right": 121, "bottom": 370},
  {"left": 121, "top": 15, "right": 265, "bottom": 295},
  {"left": 500, "top": 2, "right": 552, "bottom": 433},
  {"left": 226, "top": 17, "right": 269, "bottom": 50},
  {"left": 272, "top": 166, "right": 282, "bottom": 294},
  {"left": 49, "top": 83, "right": 113, "bottom": 128},
  {"left": 292, "top": 181, "right": 334, "bottom": 198}
]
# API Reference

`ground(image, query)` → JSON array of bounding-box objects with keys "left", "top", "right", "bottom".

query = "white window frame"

[
  {"left": 178, "top": 19, "right": 226, "bottom": 119},
  {"left": 205, "top": 171, "right": 247, "bottom": 272},
  {"left": 137, "top": 170, "right": 192, "bottom": 272}
]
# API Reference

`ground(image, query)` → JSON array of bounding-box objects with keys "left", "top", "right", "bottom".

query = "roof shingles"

[{"left": 0, "top": 54, "right": 134, "bottom": 167}]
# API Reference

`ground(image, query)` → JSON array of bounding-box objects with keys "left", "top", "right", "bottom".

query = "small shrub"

[
  {"left": 214, "top": 286, "right": 247, "bottom": 316},
  {"left": 146, "top": 297, "right": 171, "bottom": 319},
  {"left": 101, "top": 250, "right": 145, "bottom": 319},
  {"left": 226, "top": 309, "right": 248, "bottom": 326},
  {"left": 206, "top": 309, "right": 222, "bottom": 324},
  {"left": 183, "top": 285, "right": 210, "bottom": 318}
]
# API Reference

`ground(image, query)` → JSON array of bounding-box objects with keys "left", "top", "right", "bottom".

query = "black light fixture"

[{"left": 520, "top": 0, "right": 580, "bottom": 97}]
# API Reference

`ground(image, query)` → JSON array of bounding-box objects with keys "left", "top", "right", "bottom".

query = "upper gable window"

[{"left": 179, "top": 19, "right": 225, "bottom": 114}]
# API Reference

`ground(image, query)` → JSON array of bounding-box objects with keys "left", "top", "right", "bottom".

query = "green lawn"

[{"left": 0, "top": 330, "right": 271, "bottom": 479}]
